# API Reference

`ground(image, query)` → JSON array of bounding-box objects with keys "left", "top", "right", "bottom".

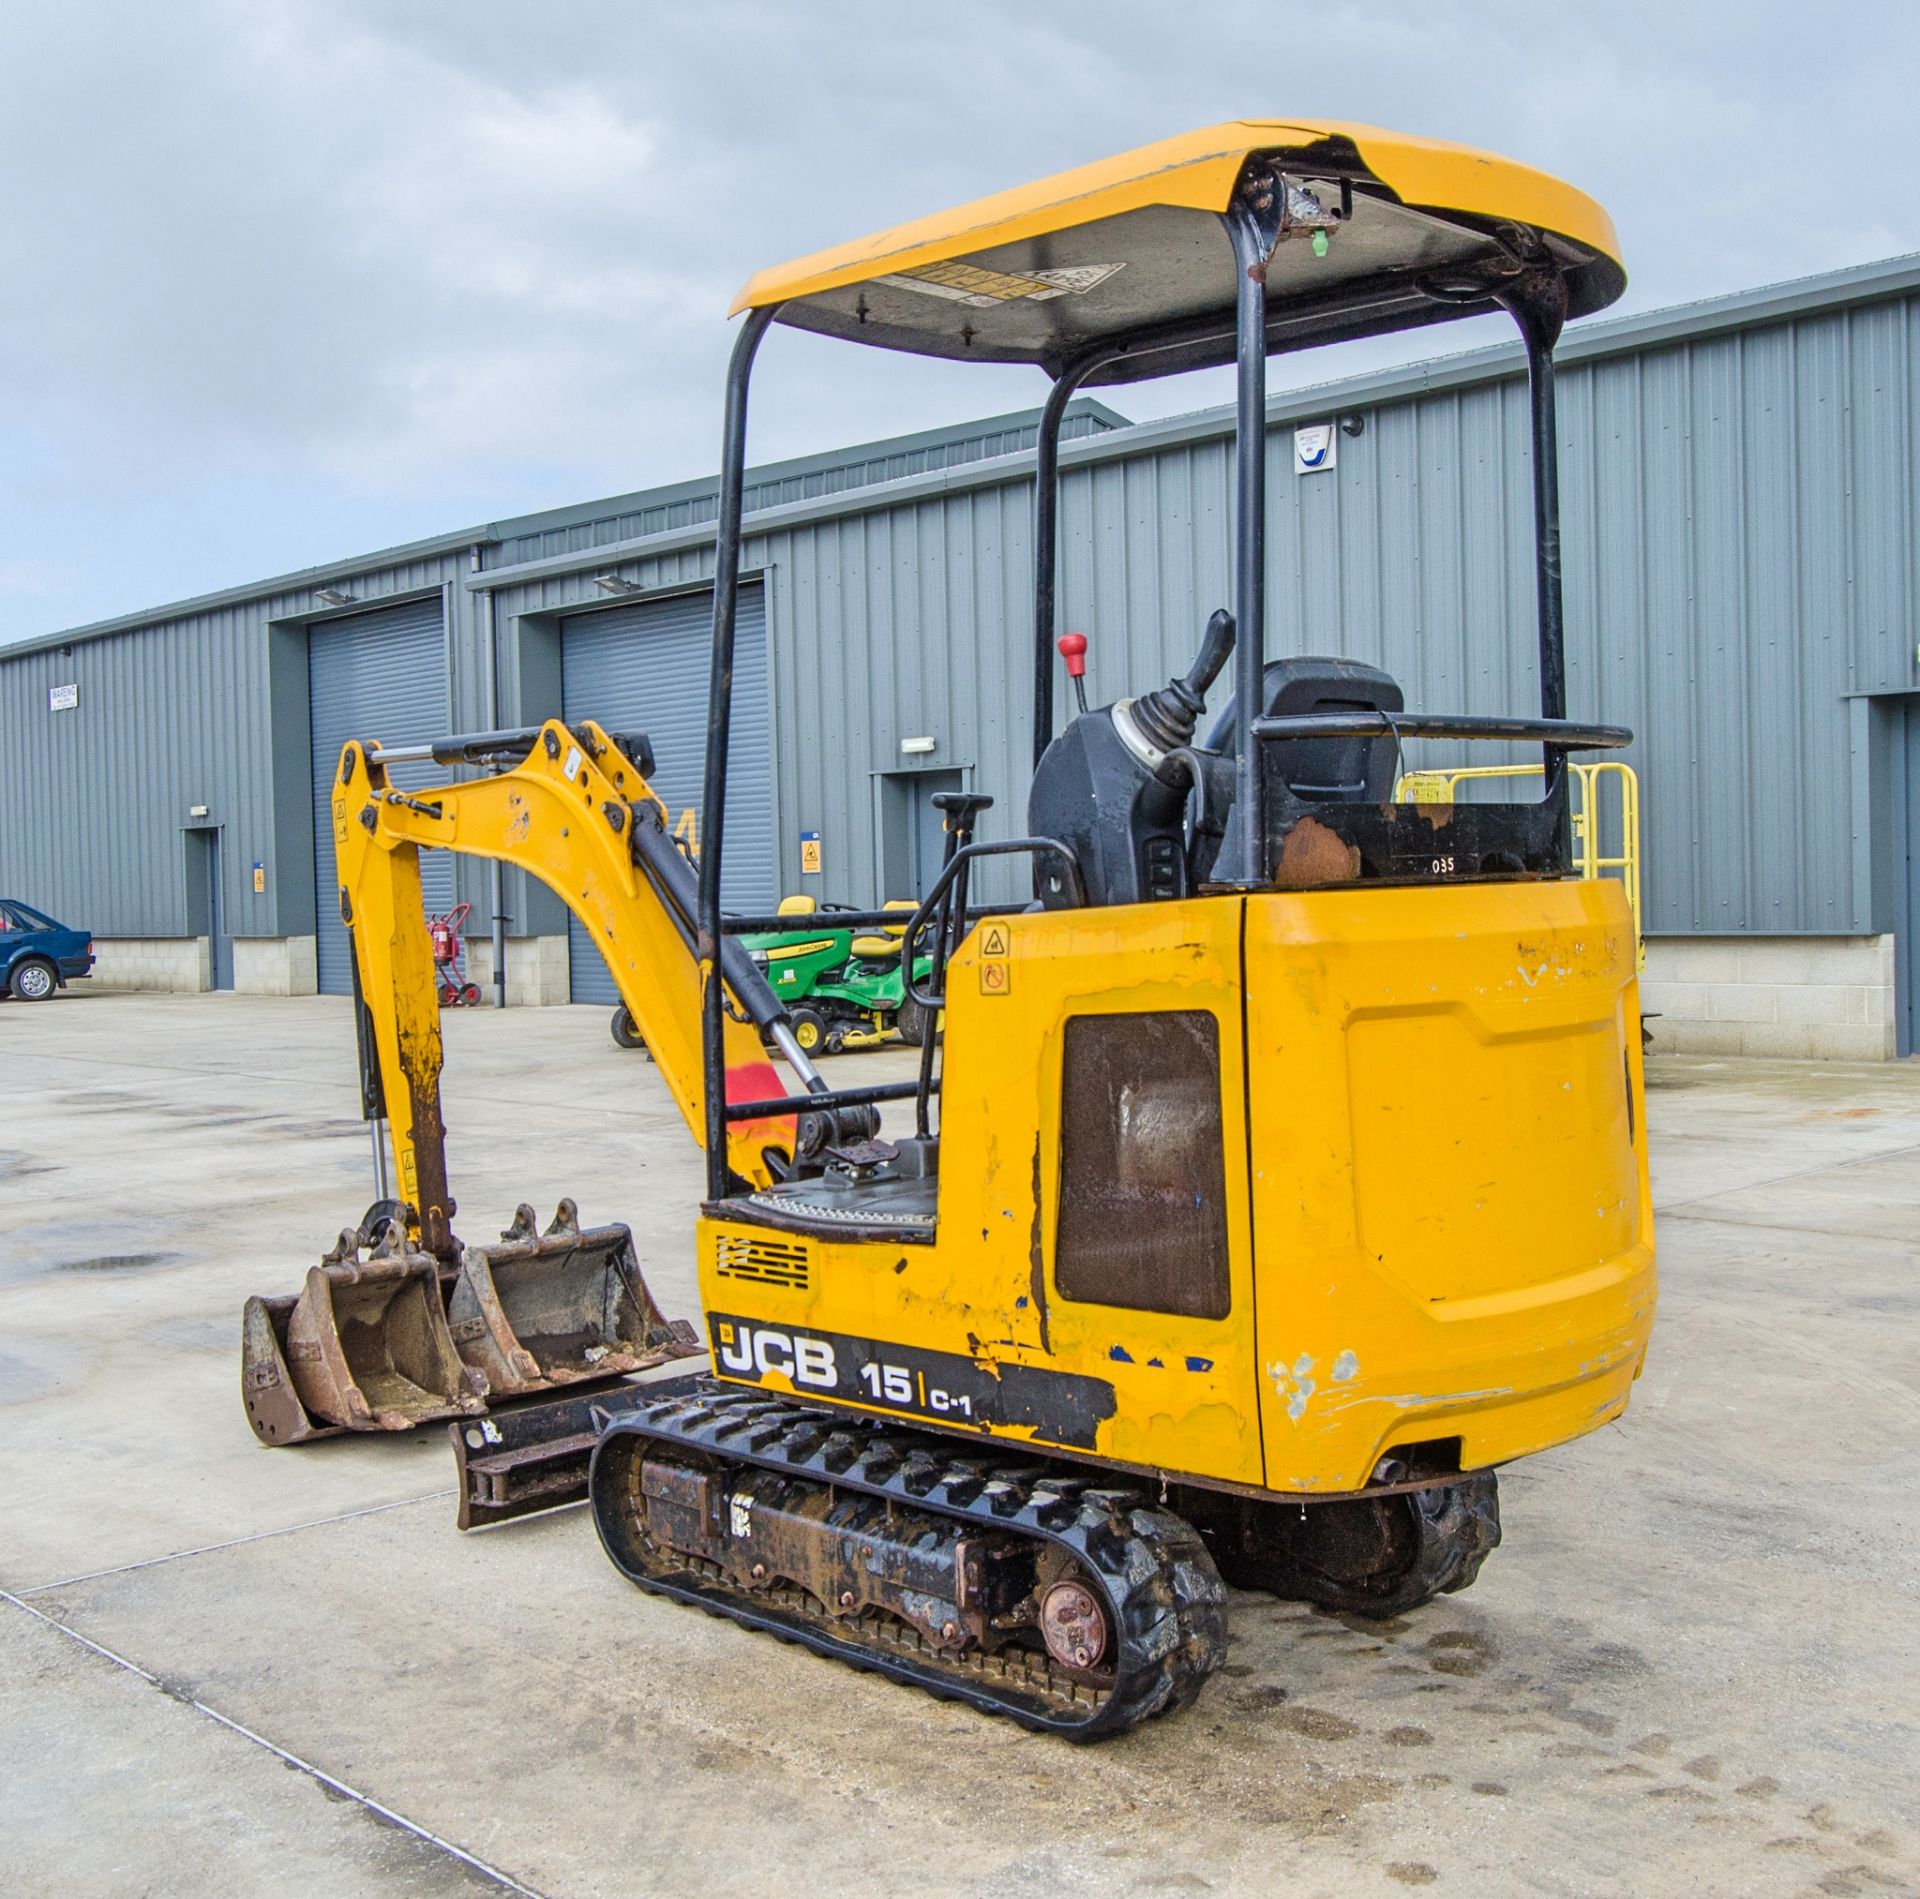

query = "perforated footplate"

[{"left": 740, "top": 1173, "right": 938, "bottom": 1237}]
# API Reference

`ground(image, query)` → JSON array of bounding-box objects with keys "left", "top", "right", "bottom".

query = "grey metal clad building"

[
  {"left": 0, "top": 403, "right": 1124, "bottom": 1007},
  {"left": 4, "top": 258, "right": 1919, "bottom": 1058}
]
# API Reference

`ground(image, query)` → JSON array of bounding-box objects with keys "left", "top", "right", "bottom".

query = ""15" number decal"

[{"left": 857, "top": 1360, "right": 973, "bottom": 1416}]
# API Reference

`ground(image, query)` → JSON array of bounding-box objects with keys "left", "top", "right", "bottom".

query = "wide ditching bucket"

[
  {"left": 446, "top": 1199, "right": 692, "bottom": 1399},
  {"left": 243, "top": 1223, "right": 487, "bottom": 1446}
]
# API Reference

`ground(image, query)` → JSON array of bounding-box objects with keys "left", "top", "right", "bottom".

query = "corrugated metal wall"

[
  {"left": 0, "top": 414, "right": 1078, "bottom": 944},
  {"left": 489, "top": 407, "right": 1120, "bottom": 568},
  {"left": 0, "top": 615, "right": 273, "bottom": 936},
  {"left": 0, "top": 557, "right": 462, "bottom": 941},
  {"left": 745, "top": 289, "right": 1919, "bottom": 929},
  {"left": 559, "top": 583, "right": 772, "bottom": 1004},
  {"left": 4, "top": 268, "right": 1916, "bottom": 951}
]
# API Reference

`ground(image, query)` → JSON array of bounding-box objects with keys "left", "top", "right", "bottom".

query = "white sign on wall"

[
  {"left": 48, "top": 682, "right": 78, "bottom": 712},
  {"left": 1293, "top": 424, "right": 1337, "bottom": 475}
]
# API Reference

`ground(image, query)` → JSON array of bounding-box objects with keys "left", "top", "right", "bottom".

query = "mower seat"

[
  {"left": 776, "top": 895, "right": 817, "bottom": 916},
  {"left": 850, "top": 899, "right": 919, "bottom": 960}
]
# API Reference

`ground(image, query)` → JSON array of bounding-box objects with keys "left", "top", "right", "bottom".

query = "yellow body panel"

[
  {"left": 733, "top": 118, "right": 1621, "bottom": 319},
  {"left": 705, "top": 898, "right": 1267, "bottom": 1483},
  {"left": 700, "top": 879, "right": 1655, "bottom": 1499},
  {"left": 1241, "top": 879, "right": 1654, "bottom": 1490}
]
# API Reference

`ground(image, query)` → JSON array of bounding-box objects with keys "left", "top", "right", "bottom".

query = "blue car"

[{"left": 0, "top": 899, "right": 94, "bottom": 1001}]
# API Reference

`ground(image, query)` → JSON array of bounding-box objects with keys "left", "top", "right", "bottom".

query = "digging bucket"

[
  {"left": 243, "top": 1223, "right": 487, "bottom": 1444},
  {"left": 446, "top": 1200, "right": 693, "bottom": 1399}
]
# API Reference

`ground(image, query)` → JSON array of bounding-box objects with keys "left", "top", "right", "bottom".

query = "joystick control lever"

[
  {"left": 1127, "top": 609, "right": 1236, "bottom": 757},
  {"left": 1028, "top": 607, "right": 1239, "bottom": 909}
]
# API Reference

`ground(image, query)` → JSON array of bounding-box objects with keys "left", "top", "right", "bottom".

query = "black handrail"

[
  {"left": 1250, "top": 713, "right": 1630, "bottom": 748},
  {"left": 900, "top": 838, "right": 1085, "bottom": 1011},
  {"left": 721, "top": 1077, "right": 928, "bottom": 1124}
]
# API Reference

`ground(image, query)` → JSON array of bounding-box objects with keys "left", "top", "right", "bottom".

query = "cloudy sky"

[{"left": 2, "top": 1, "right": 1916, "bottom": 643}]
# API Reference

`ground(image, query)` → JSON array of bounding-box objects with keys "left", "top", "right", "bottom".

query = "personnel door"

[
  {"left": 879, "top": 768, "right": 966, "bottom": 899},
  {"left": 1900, "top": 696, "right": 1920, "bottom": 1057},
  {"left": 183, "top": 827, "right": 231, "bottom": 990}
]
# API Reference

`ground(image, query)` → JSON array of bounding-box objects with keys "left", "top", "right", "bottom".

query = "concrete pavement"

[{"left": 3, "top": 991, "right": 1917, "bottom": 1896}]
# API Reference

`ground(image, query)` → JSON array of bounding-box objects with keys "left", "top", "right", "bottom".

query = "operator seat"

[
  {"left": 1204, "top": 657, "right": 1403, "bottom": 884},
  {"left": 1206, "top": 655, "right": 1404, "bottom": 801},
  {"left": 776, "top": 894, "right": 817, "bottom": 916}
]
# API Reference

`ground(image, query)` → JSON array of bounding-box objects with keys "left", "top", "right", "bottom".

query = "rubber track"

[{"left": 587, "top": 1375, "right": 1228, "bottom": 1741}]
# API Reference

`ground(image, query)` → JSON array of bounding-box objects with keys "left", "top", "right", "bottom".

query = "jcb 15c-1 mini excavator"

[{"left": 246, "top": 119, "right": 1656, "bottom": 1742}]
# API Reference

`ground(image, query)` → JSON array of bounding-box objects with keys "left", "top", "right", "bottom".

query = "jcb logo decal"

[
  {"left": 707, "top": 1310, "right": 1120, "bottom": 1448},
  {"left": 715, "top": 1319, "right": 838, "bottom": 1389}
]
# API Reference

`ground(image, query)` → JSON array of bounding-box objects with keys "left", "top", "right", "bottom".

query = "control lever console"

[{"left": 1026, "top": 611, "right": 1236, "bottom": 908}]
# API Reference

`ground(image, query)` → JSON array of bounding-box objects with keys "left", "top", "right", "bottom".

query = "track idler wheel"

[
  {"left": 1197, "top": 1473, "right": 1501, "bottom": 1618},
  {"left": 1039, "top": 1575, "right": 1109, "bottom": 1673}
]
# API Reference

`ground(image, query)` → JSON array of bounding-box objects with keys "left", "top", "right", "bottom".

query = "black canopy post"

[
  {"left": 1031, "top": 371, "right": 1075, "bottom": 772},
  {"left": 1500, "top": 280, "right": 1571, "bottom": 794},
  {"left": 699, "top": 302, "right": 780, "bottom": 1199},
  {"left": 1032, "top": 342, "right": 1126, "bottom": 770},
  {"left": 1223, "top": 184, "right": 1282, "bottom": 886}
]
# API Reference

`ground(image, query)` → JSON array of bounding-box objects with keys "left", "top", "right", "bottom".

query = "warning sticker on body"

[
  {"left": 978, "top": 922, "right": 1011, "bottom": 996},
  {"left": 876, "top": 261, "right": 1126, "bottom": 309}
]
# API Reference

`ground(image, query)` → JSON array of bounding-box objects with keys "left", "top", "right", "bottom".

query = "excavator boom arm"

[{"left": 326, "top": 719, "right": 798, "bottom": 1247}]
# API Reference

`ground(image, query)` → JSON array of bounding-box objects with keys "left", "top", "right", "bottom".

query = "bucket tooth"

[{"left": 445, "top": 1199, "right": 695, "bottom": 1399}]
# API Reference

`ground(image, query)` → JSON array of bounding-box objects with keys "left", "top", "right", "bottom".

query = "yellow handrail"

[{"left": 1393, "top": 761, "right": 1643, "bottom": 969}]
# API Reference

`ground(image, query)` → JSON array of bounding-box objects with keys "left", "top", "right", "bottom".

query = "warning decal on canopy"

[{"left": 875, "top": 261, "right": 1126, "bottom": 308}]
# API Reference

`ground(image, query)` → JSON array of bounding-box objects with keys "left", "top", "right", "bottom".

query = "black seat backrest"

[{"left": 1205, "top": 656, "right": 1403, "bottom": 802}]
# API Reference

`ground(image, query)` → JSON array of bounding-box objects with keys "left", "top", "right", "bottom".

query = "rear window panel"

[{"left": 1054, "top": 1010, "right": 1231, "bottom": 1321}]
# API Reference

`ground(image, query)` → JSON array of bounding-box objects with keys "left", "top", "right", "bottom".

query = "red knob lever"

[{"left": 1057, "top": 632, "right": 1088, "bottom": 677}]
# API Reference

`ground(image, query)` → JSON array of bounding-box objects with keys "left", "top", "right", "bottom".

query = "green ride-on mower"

[
  {"left": 743, "top": 896, "right": 936, "bottom": 1055},
  {"left": 609, "top": 896, "right": 937, "bottom": 1056}
]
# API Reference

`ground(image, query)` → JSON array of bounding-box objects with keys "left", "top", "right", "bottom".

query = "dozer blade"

[
  {"left": 445, "top": 1199, "right": 701, "bottom": 1400},
  {"left": 451, "top": 1374, "right": 702, "bottom": 1529},
  {"left": 242, "top": 1224, "right": 488, "bottom": 1445}
]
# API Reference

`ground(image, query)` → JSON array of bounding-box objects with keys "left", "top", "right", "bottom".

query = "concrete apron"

[{"left": 3, "top": 993, "right": 1919, "bottom": 1896}]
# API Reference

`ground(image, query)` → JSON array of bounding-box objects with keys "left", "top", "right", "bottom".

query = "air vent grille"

[{"left": 714, "top": 1233, "right": 812, "bottom": 1290}]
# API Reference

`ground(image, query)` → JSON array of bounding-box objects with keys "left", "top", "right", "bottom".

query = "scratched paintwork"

[{"left": 1245, "top": 877, "right": 1656, "bottom": 1491}]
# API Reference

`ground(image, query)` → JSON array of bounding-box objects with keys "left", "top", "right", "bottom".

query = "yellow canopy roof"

[{"left": 734, "top": 120, "right": 1624, "bottom": 383}]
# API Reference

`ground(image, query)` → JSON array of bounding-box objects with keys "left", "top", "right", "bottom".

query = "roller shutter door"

[
  {"left": 560, "top": 583, "right": 771, "bottom": 1005},
  {"left": 310, "top": 597, "right": 454, "bottom": 996}
]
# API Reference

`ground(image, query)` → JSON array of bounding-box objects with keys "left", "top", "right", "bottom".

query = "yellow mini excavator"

[{"left": 247, "top": 119, "right": 1656, "bottom": 1742}]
